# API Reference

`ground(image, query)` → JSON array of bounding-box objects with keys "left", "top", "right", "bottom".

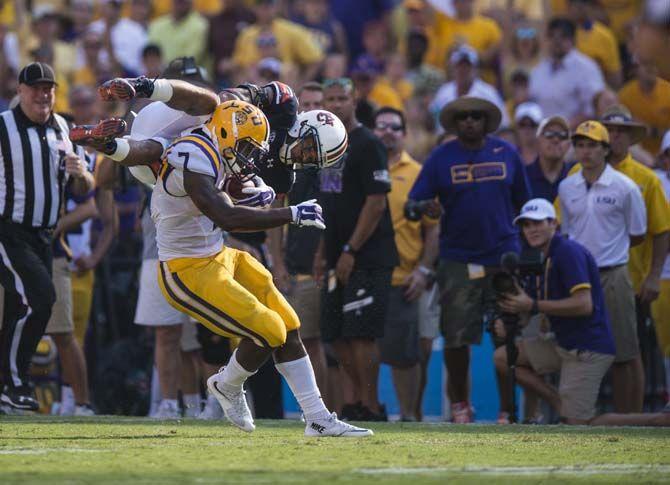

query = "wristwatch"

[{"left": 342, "top": 243, "right": 356, "bottom": 255}]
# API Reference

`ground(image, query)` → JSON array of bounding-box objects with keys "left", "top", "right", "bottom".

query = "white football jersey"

[
  {"left": 128, "top": 102, "right": 211, "bottom": 186},
  {"left": 151, "top": 132, "right": 225, "bottom": 261}
]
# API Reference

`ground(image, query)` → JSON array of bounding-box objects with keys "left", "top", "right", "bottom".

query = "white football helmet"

[{"left": 279, "top": 110, "right": 348, "bottom": 169}]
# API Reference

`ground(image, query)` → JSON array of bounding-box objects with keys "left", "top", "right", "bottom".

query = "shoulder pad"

[{"left": 165, "top": 134, "right": 222, "bottom": 178}]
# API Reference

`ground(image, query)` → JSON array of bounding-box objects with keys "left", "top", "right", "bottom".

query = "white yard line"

[
  {"left": 358, "top": 464, "right": 670, "bottom": 476},
  {"left": 0, "top": 447, "right": 107, "bottom": 455}
]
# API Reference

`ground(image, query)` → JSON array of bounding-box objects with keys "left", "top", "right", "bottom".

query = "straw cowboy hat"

[
  {"left": 439, "top": 96, "right": 502, "bottom": 134},
  {"left": 600, "top": 105, "right": 647, "bottom": 145}
]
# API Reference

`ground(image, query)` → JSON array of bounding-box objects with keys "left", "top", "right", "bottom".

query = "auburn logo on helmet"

[{"left": 317, "top": 111, "right": 334, "bottom": 126}]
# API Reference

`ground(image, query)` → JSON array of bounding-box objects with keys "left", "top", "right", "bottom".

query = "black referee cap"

[{"left": 18, "top": 62, "right": 57, "bottom": 86}]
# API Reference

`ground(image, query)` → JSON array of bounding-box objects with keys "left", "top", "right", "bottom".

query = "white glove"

[
  {"left": 290, "top": 199, "right": 326, "bottom": 230},
  {"left": 235, "top": 176, "right": 276, "bottom": 208}
]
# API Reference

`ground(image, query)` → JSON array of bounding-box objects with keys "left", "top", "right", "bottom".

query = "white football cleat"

[
  {"left": 304, "top": 413, "right": 374, "bottom": 437},
  {"left": 197, "top": 395, "right": 224, "bottom": 420},
  {"left": 207, "top": 371, "right": 255, "bottom": 432},
  {"left": 74, "top": 404, "right": 96, "bottom": 417}
]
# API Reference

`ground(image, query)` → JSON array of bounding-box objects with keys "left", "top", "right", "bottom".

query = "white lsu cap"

[
  {"left": 661, "top": 129, "right": 670, "bottom": 154},
  {"left": 513, "top": 198, "right": 557, "bottom": 225},
  {"left": 514, "top": 102, "right": 543, "bottom": 126}
]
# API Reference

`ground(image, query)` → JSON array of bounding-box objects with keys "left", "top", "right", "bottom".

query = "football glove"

[
  {"left": 234, "top": 176, "right": 276, "bottom": 209},
  {"left": 290, "top": 199, "right": 325, "bottom": 230},
  {"left": 98, "top": 77, "right": 155, "bottom": 102}
]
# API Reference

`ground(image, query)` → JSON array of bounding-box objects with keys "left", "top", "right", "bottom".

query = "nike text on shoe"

[
  {"left": 207, "top": 372, "right": 255, "bottom": 432},
  {"left": 304, "top": 412, "right": 374, "bottom": 437}
]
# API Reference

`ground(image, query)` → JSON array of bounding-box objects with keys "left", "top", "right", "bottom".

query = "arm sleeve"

[
  {"left": 409, "top": 152, "right": 438, "bottom": 200},
  {"left": 165, "top": 138, "right": 219, "bottom": 178},
  {"left": 359, "top": 138, "right": 392, "bottom": 195},
  {"left": 511, "top": 153, "right": 531, "bottom": 212},
  {"left": 554, "top": 243, "right": 592, "bottom": 294},
  {"left": 625, "top": 184, "right": 648, "bottom": 237}
]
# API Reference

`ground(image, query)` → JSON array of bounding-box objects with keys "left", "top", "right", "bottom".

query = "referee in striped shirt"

[{"left": 0, "top": 62, "right": 94, "bottom": 411}]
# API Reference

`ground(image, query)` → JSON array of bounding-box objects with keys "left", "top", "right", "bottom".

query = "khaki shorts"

[
  {"left": 522, "top": 315, "right": 562, "bottom": 375},
  {"left": 436, "top": 260, "right": 497, "bottom": 348},
  {"left": 557, "top": 347, "right": 614, "bottom": 421},
  {"left": 600, "top": 265, "right": 639, "bottom": 363},
  {"left": 45, "top": 258, "right": 74, "bottom": 335},
  {"left": 285, "top": 274, "right": 321, "bottom": 340}
]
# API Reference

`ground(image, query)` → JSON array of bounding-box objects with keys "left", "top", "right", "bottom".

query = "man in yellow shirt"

[
  {"left": 232, "top": 0, "right": 323, "bottom": 83},
  {"left": 619, "top": 62, "right": 670, "bottom": 155},
  {"left": 434, "top": 0, "right": 502, "bottom": 84},
  {"left": 373, "top": 107, "right": 440, "bottom": 421},
  {"left": 567, "top": 0, "right": 622, "bottom": 88}
]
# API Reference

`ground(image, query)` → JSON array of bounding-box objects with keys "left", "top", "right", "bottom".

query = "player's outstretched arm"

[
  {"left": 108, "top": 139, "right": 165, "bottom": 167},
  {"left": 99, "top": 78, "right": 219, "bottom": 117},
  {"left": 184, "top": 171, "right": 325, "bottom": 232}
]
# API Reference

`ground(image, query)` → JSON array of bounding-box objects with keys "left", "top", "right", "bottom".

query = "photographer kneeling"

[
  {"left": 494, "top": 198, "right": 616, "bottom": 425},
  {"left": 494, "top": 199, "right": 670, "bottom": 426}
]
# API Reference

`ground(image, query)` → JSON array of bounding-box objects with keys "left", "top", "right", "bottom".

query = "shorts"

[
  {"left": 159, "top": 247, "right": 300, "bottom": 348},
  {"left": 436, "top": 260, "right": 497, "bottom": 349},
  {"left": 379, "top": 286, "right": 420, "bottom": 368},
  {"left": 71, "top": 268, "right": 94, "bottom": 345},
  {"left": 522, "top": 315, "right": 562, "bottom": 375},
  {"left": 180, "top": 320, "right": 201, "bottom": 353},
  {"left": 600, "top": 265, "right": 639, "bottom": 363},
  {"left": 418, "top": 285, "right": 440, "bottom": 339},
  {"left": 285, "top": 274, "right": 321, "bottom": 340},
  {"left": 557, "top": 347, "right": 614, "bottom": 421},
  {"left": 135, "top": 259, "right": 190, "bottom": 326},
  {"left": 651, "top": 279, "right": 670, "bottom": 357},
  {"left": 320, "top": 268, "right": 392, "bottom": 343},
  {"left": 45, "top": 258, "right": 73, "bottom": 335}
]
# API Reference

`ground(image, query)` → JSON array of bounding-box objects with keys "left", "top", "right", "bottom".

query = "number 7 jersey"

[{"left": 151, "top": 130, "right": 225, "bottom": 261}]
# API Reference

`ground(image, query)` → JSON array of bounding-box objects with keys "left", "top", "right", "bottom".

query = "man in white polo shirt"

[{"left": 558, "top": 120, "right": 647, "bottom": 413}]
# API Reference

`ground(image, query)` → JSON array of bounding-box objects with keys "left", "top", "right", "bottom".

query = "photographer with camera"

[{"left": 494, "top": 198, "right": 616, "bottom": 424}]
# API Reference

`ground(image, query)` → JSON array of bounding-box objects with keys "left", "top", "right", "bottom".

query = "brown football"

[{"left": 222, "top": 176, "right": 255, "bottom": 202}]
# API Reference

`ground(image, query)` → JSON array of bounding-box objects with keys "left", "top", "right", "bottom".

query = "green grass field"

[{"left": 1, "top": 416, "right": 669, "bottom": 484}]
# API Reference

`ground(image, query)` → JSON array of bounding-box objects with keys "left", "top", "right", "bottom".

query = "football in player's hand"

[{"left": 222, "top": 176, "right": 256, "bottom": 202}]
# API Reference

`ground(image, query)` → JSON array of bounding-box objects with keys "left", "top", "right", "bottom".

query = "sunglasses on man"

[
  {"left": 455, "top": 111, "right": 485, "bottom": 122},
  {"left": 542, "top": 130, "right": 569, "bottom": 140},
  {"left": 375, "top": 122, "right": 404, "bottom": 132}
]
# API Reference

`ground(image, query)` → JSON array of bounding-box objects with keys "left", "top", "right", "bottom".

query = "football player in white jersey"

[{"left": 79, "top": 98, "right": 371, "bottom": 437}]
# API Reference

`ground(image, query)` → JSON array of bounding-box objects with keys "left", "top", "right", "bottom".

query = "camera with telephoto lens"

[{"left": 404, "top": 199, "right": 435, "bottom": 221}]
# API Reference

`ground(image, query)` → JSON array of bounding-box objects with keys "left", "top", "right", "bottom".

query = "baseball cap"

[
  {"left": 661, "top": 130, "right": 670, "bottom": 154},
  {"left": 404, "top": 0, "right": 425, "bottom": 10},
  {"left": 513, "top": 198, "right": 557, "bottom": 225},
  {"left": 572, "top": 120, "right": 609, "bottom": 144},
  {"left": 18, "top": 62, "right": 57, "bottom": 86},
  {"left": 514, "top": 102, "right": 543, "bottom": 126},
  {"left": 450, "top": 45, "right": 478, "bottom": 66},
  {"left": 258, "top": 57, "right": 282, "bottom": 76},
  {"left": 536, "top": 115, "right": 569, "bottom": 137}
]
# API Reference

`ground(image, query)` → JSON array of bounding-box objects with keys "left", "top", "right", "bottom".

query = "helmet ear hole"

[{"left": 220, "top": 128, "right": 227, "bottom": 139}]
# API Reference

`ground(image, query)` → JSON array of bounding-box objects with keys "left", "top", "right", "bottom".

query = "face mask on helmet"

[
  {"left": 221, "top": 137, "right": 269, "bottom": 182},
  {"left": 279, "top": 110, "right": 348, "bottom": 170}
]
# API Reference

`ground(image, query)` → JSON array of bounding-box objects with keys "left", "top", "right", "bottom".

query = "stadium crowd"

[{"left": 0, "top": 0, "right": 670, "bottom": 427}]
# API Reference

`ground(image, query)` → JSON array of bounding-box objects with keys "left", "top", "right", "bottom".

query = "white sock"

[
  {"left": 219, "top": 350, "right": 255, "bottom": 390},
  {"left": 664, "top": 358, "right": 670, "bottom": 402},
  {"left": 160, "top": 398, "right": 178, "bottom": 409},
  {"left": 149, "top": 366, "right": 161, "bottom": 417},
  {"left": 275, "top": 356, "right": 329, "bottom": 421},
  {"left": 183, "top": 393, "right": 200, "bottom": 417},
  {"left": 60, "top": 385, "right": 75, "bottom": 415}
]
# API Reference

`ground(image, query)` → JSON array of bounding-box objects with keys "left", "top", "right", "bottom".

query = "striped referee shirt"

[{"left": 0, "top": 105, "right": 86, "bottom": 228}]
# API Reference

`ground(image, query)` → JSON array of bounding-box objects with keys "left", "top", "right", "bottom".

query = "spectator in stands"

[
  {"left": 293, "top": 0, "right": 347, "bottom": 55},
  {"left": 514, "top": 101, "right": 543, "bottom": 165},
  {"left": 409, "top": 97, "right": 530, "bottom": 422},
  {"left": 73, "top": 30, "right": 120, "bottom": 89},
  {"left": 401, "top": 0, "right": 445, "bottom": 70},
  {"left": 529, "top": 18, "right": 605, "bottom": 128},
  {"left": 651, "top": 132, "right": 670, "bottom": 410},
  {"left": 504, "top": 69, "right": 531, "bottom": 122},
  {"left": 352, "top": 20, "right": 388, "bottom": 77},
  {"left": 557, "top": 120, "right": 647, "bottom": 414},
  {"left": 89, "top": 0, "right": 147, "bottom": 77},
  {"left": 141, "top": 44, "right": 163, "bottom": 78},
  {"left": 374, "top": 107, "right": 440, "bottom": 421},
  {"left": 329, "top": 0, "right": 394, "bottom": 63},
  {"left": 500, "top": 24, "right": 540, "bottom": 99},
  {"left": 129, "top": 0, "right": 153, "bottom": 28},
  {"left": 404, "top": 95, "right": 437, "bottom": 162},
  {"left": 207, "top": 0, "right": 255, "bottom": 87},
  {"left": 526, "top": 115, "right": 572, "bottom": 202},
  {"left": 567, "top": 0, "right": 622, "bottom": 88},
  {"left": 404, "top": 29, "right": 444, "bottom": 100},
  {"left": 232, "top": 0, "right": 323, "bottom": 85},
  {"left": 431, "top": 45, "right": 508, "bottom": 131},
  {"left": 63, "top": 0, "right": 95, "bottom": 43},
  {"left": 148, "top": 0, "right": 209, "bottom": 68},
  {"left": 436, "top": 0, "right": 503, "bottom": 84},
  {"left": 351, "top": 65, "right": 403, "bottom": 115},
  {"left": 618, "top": 61, "right": 670, "bottom": 156},
  {"left": 318, "top": 77, "right": 399, "bottom": 421}
]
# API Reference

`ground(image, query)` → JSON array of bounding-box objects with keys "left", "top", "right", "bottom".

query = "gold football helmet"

[{"left": 206, "top": 100, "right": 270, "bottom": 181}]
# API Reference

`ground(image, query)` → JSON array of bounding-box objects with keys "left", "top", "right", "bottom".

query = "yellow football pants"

[
  {"left": 651, "top": 280, "right": 670, "bottom": 357},
  {"left": 158, "top": 247, "right": 300, "bottom": 348}
]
